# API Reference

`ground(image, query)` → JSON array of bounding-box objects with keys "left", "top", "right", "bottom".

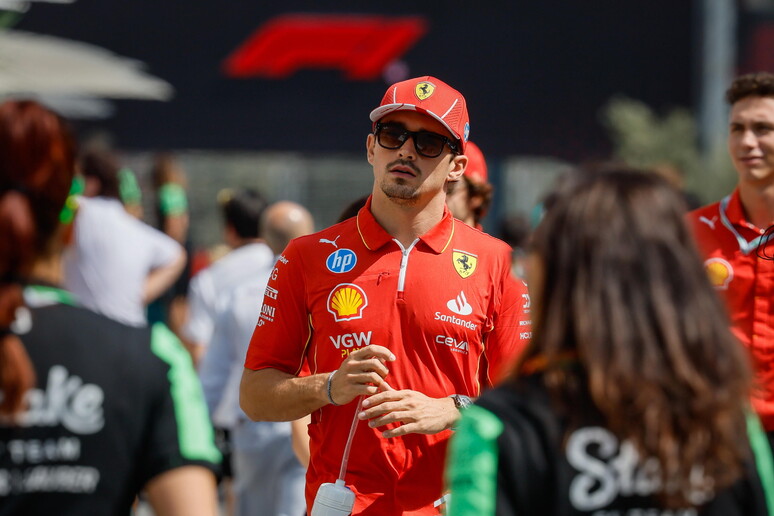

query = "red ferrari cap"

[
  {"left": 463, "top": 141, "right": 488, "bottom": 183},
  {"left": 369, "top": 76, "right": 470, "bottom": 153}
]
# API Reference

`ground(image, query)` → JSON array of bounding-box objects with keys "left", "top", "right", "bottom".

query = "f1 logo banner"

[{"left": 223, "top": 14, "right": 427, "bottom": 80}]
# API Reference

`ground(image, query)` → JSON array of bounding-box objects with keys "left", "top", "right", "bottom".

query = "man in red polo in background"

[
  {"left": 445, "top": 140, "right": 493, "bottom": 231},
  {"left": 688, "top": 71, "right": 774, "bottom": 447},
  {"left": 240, "top": 76, "right": 530, "bottom": 515}
]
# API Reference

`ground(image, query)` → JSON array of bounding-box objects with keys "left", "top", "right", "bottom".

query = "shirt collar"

[
  {"left": 723, "top": 188, "right": 751, "bottom": 227},
  {"left": 356, "top": 196, "right": 455, "bottom": 254}
]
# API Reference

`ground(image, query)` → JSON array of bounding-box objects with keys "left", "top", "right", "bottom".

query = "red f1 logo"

[{"left": 223, "top": 14, "right": 427, "bottom": 80}]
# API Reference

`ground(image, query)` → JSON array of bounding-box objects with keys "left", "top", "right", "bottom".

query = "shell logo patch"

[
  {"left": 704, "top": 257, "right": 733, "bottom": 290},
  {"left": 415, "top": 81, "right": 435, "bottom": 101},
  {"left": 453, "top": 250, "right": 478, "bottom": 278},
  {"left": 327, "top": 283, "right": 368, "bottom": 322}
]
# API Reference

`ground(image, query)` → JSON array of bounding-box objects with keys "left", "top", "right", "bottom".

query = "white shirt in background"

[{"left": 63, "top": 196, "right": 183, "bottom": 327}]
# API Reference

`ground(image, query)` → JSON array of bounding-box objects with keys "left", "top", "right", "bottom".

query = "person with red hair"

[
  {"left": 0, "top": 100, "right": 221, "bottom": 515},
  {"left": 0, "top": 101, "right": 70, "bottom": 418}
]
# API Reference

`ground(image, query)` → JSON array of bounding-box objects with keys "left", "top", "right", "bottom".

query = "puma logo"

[
  {"left": 699, "top": 216, "right": 718, "bottom": 230},
  {"left": 319, "top": 235, "right": 340, "bottom": 248}
]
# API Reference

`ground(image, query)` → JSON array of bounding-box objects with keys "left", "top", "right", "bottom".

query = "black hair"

[{"left": 221, "top": 188, "right": 268, "bottom": 239}]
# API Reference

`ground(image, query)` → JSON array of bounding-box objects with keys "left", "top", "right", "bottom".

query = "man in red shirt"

[
  {"left": 240, "top": 76, "right": 530, "bottom": 515},
  {"left": 688, "top": 72, "right": 774, "bottom": 445}
]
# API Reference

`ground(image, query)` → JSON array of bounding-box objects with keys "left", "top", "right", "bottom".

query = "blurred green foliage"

[
  {"left": 0, "top": 10, "right": 22, "bottom": 29},
  {"left": 600, "top": 96, "right": 737, "bottom": 204}
]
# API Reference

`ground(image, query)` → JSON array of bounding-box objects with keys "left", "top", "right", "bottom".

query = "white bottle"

[{"left": 311, "top": 479, "right": 355, "bottom": 516}]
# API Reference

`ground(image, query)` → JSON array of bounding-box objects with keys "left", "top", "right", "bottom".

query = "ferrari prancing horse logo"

[
  {"left": 453, "top": 250, "right": 477, "bottom": 278},
  {"left": 415, "top": 81, "right": 435, "bottom": 101}
]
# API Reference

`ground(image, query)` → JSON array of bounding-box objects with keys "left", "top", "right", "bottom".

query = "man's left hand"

[{"left": 357, "top": 389, "right": 458, "bottom": 438}]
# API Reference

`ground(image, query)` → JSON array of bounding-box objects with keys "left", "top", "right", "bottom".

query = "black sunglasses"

[{"left": 375, "top": 122, "right": 459, "bottom": 158}]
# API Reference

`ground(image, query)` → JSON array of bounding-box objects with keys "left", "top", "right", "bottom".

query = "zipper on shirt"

[{"left": 393, "top": 238, "right": 419, "bottom": 298}]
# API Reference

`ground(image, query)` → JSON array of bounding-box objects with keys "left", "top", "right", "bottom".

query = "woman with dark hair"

[
  {"left": 0, "top": 100, "right": 220, "bottom": 515},
  {"left": 446, "top": 167, "right": 774, "bottom": 515}
]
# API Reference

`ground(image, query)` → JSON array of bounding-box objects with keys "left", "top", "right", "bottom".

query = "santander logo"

[{"left": 446, "top": 291, "right": 472, "bottom": 316}]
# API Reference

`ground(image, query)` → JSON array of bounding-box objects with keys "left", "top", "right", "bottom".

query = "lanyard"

[{"left": 718, "top": 195, "right": 773, "bottom": 256}]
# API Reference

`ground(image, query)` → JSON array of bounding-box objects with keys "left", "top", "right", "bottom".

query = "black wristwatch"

[{"left": 450, "top": 394, "right": 472, "bottom": 410}]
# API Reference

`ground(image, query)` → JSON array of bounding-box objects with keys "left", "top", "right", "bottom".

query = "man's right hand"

[{"left": 328, "top": 345, "right": 396, "bottom": 406}]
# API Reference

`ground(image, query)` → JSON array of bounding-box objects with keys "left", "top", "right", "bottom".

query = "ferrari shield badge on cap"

[
  {"left": 415, "top": 81, "right": 435, "bottom": 101},
  {"left": 453, "top": 249, "right": 477, "bottom": 279}
]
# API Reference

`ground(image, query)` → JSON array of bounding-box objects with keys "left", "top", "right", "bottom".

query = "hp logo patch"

[{"left": 326, "top": 249, "right": 357, "bottom": 274}]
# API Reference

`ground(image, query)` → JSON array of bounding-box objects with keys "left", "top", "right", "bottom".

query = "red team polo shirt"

[
  {"left": 245, "top": 198, "right": 531, "bottom": 515},
  {"left": 688, "top": 189, "right": 774, "bottom": 431}
]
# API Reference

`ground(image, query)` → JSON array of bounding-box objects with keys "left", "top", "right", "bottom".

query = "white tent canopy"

[
  {"left": 0, "top": 0, "right": 74, "bottom": 13},
  {"left": 0, "top": 29, "right": 173, "bottom": 101}
]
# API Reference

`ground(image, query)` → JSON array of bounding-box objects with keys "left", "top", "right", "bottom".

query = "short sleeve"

[
  {"left": 482, "top": 273, "right": 532, "bottom": 386},
  {"left": 446, "top": 405, "right": 504, "bottom": 516},
  {"left": 135, "top": 219, "right": 184, "bottom": 271},
  {"left": 244, "top": 240, "right": 309, "bottom": 375},
  {"left": 139, "top": 323, "right": 221, "bottom": 484},
  {"left": 158, "top": 183, "right": 189, "bottom": 216}
]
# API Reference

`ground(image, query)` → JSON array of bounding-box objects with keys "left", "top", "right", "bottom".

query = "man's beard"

[
  {"left": 380, "top": 177, "right": 419, "bottom": 206},
  {"left": 380, "top": 159, "right": 422, "bottom": 206}
]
